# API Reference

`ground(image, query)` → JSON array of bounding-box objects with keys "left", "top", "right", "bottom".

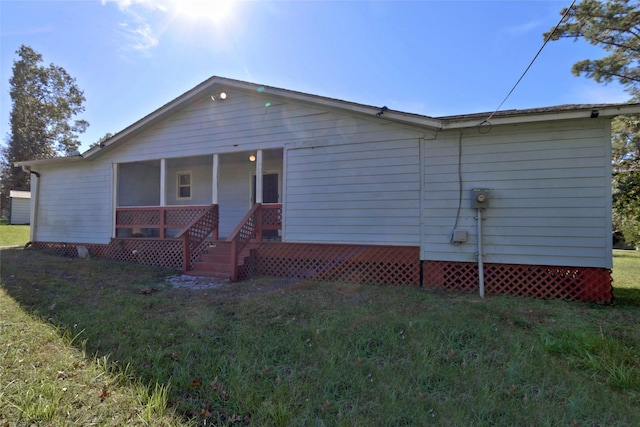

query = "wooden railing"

[
  {"left": 175, "top": 204, "right": 219, "bottom": 272},
  {"left": 227, "top": 203, "right": 282, "bottom": 281},
  {"left": 115, "top": 205, "right": 212, "bottom": 239}
]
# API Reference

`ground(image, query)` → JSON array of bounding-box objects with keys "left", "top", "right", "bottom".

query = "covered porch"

[{"left": 112, "top": 149, "right": 283, "bottom": 279}]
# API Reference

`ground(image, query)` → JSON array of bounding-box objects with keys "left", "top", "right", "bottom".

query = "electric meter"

[{"left": 471, "top": 188, "right": 490, "bottom": 209}]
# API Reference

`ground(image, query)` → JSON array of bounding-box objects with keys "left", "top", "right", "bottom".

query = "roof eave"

[
  {"left": 83, "top": 76, "right": 227, "bottom": 159},
  {"left": 15, "top": 155, "right": 83, "bottom": 168},
  {"left": 442, "top": 103, "right": 640, "bottom": 129},
  {"left": 83, "top": 76, "right": 443, "bottom": 160}
]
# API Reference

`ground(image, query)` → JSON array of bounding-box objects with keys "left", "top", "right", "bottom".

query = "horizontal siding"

[
  {"left": 421, "top": 119, "right": 612, "bottom": 268},
  {"left": 101, "top": 90, "right": 426, "bottom": 165},
  {"left": 35, "top": 163, "right": 113, "bottom": 244},
  {"left": 10, "top": 198, "right": 30, "bottom": 224},
  {"left": 284, "top": 137, "right": 421, "bottom": 246},
  {"left": 101, "top": 91, "right": 416, "bottom": 164}
]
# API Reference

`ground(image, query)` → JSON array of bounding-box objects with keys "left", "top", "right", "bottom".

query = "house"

[
  {"left": 16, "top": 76, "right": 640, "bottom": 302},
  {"left": 9, "top": 190, "right": 31, "bottom": 225}
]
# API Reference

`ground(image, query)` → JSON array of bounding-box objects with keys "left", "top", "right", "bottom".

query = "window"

[{"left": 177, "top": 171, "right": 192, "bottom": 199}]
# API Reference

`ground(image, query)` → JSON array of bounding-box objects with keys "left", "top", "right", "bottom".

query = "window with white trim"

[{"left": 177, "top": 171, "right": 192, "bottom": 199}]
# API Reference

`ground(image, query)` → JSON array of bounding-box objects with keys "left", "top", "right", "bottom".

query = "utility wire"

[{"left": 480, "top": 0, "right": 577, "bottom": 125}]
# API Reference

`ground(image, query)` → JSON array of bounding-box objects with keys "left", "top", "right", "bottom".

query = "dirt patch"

[
  {"left": 165, "top": 274, "right": 229, "bottom": 290},
  {"left": 164, "top": 275, "right": 302, "bottom": 300}
]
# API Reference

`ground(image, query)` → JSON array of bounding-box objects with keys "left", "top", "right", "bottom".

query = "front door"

[{"left": 252, "top": 173, "right": 279, "bottom": 204}]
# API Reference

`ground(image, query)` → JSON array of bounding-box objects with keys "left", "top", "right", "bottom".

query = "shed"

[{"left": 9, "top": 190, "right": 31, "bottom": 225}]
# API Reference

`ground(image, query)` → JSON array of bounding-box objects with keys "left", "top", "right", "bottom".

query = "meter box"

[{"left": 471, "top": 188, "right": 490, "bottom": 209}]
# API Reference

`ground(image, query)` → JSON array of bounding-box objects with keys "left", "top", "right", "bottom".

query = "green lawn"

[
  {"left": 0, "top": 220, "right": 30, "bottom": 246},
  {"left": 613, "top": 249, "right": 640, "bottom": 287},
  {"left": 1, "top": 248, "right": 639, "bottom": 426},
  {"left": 612, "top": 249, "right": 640, "bottom": 306}
]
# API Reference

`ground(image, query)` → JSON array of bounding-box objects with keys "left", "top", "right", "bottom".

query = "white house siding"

[
  {"left": 98, "top": 89, "right": 425, "bottom": 239},
  {"left": 31, "top": 90, "right": 354, "bottom": 244},
  {"left": 284, "top": 134, "right": 422, "bottom": 246},
  {"left": 93, "top": 90, "right": 349, "bottom": 235},
  {"left": 33, "top": 162, "right": 113, "bottom": 244},
  {"left": 100, "top": 90, "right": 333, "bottom": 163},
  {"left": 422, "top": 119, "right": 613, "bottom": 269},
  {"left": 9, "top": 191, "right": 31, "bottom": 225}
]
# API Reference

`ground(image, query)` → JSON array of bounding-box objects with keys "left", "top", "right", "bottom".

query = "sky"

[{"left": 0, "top": 0, "right": 632, "bottom": 153}]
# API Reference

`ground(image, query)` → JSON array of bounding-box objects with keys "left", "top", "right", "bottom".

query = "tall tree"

[
  {"left": 546, "top": 0, "right": 640, "bottom": 159},
  {"left": 545, "top": 0, "right": 640, "bottom": 97},
  {"left": 545, "top": 0, "right": 640, "bottom": 246},
  {"left": 0, "top": 45, "right": 88, "bottom": 213}
]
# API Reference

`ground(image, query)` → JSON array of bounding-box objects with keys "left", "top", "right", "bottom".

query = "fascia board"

[
  {"left": 441, "top": 104, "right": 640, "bottom": 129},
  {"left": 225, "top": 80, "right": 444, "bottom": 130},
  {"left": 83, "top": 78, "right": 224, "bottom": 159},
  {"left": 15, "top": 155, "right": 83, "bottom": 168}
]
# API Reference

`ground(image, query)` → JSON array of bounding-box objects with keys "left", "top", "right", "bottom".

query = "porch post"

[
  {"left": 255, "top": 149, "right": 263, "bottom": 204},
  {"left": 212, "top": 154, "right": 219, "bottom": 204},
  {"left": 29, "top": 170, "right": 40, "bottom": 242},
  {"left": 160, "top": 159, "right": 167, "bottom": 206},
  {"left": 160, "top": 159, "right": 166, "bottom": 239},
  {"left": 111, "top": 163, "right": 118, "bottom": 238}
]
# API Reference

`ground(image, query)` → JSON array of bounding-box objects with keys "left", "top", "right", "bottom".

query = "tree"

[
  {"left": 545, "top": 0, "right": 640, "bottom": 97},
  {"left": 0, "top": 45, "right": 88, "bottom": 214},
  {"left": 546, "top": 0, "right": 640, "bottom": 246},
  {"left": 546, "top": 0, "right": 640, "bottom": 160},
  {"left": 613, "top": 162, "right": 640, "bottom": 246},
  {"left": 612, "top": 114, "right": 640, "bottom": 164},
  {"left": 89, "top": 132, "right": 114, "bottom": 150}
]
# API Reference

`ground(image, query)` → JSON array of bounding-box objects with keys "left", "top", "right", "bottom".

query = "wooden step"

[{"left": 187, "top": 240, "right": 258, "bottom": 280}]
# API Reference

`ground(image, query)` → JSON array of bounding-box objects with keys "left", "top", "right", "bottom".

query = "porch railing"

[
  {"left": 115, "top": 205, "right": 213, "bottom": 239},
  {"left": 227, "top": 203, "right": 282, "bottom": 281},
  {"left": 175, "top": 204, "right": 219, "bottom": 272}
]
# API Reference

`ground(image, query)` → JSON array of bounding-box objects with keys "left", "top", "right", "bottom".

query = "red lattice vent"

[
  {"left": 27, "top": 241, "right": 612, "bottom": 302},
  {"left": 423, "top": 261, "right": 612, "bottom": 303},
  {"left": 256, "top": 243, "right": 420, "bottom": 286}
]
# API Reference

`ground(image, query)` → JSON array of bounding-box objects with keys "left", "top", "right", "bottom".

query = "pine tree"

[
  {"left": 0, "top": 45, "right": 88, "bottom": 214},
  {"left": 546, "top": 0, "right": 640, "bottom": 246}
]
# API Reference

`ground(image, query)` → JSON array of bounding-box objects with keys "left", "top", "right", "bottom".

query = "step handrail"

[
  {"left": 176, "top": 204, "right": 219, "bottom": 272},
  {"left": 226, "top": 203, "right": 262, "bottom": 281}
]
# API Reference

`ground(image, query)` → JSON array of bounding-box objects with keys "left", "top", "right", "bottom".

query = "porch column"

[
  {"left": 255, "top": 149, "right": 263, "bottom": 204},
  {"left": 111, "top": 163, "right": 118, "bottom": 238},
  {"left": 29, "top": 170, "right": 40, "bottom": 242},
  {"left": 212, "top": 154, "right": 219, "bottom": 204},
  {"left": 159, "top": 159, "right": 166, "bottom": 239},
  {"left": 160, "top": 158, "right": 167, "bottom": 207}
]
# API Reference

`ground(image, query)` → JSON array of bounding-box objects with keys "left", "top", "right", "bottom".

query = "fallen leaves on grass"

[
  {"left": 210, "top": 376, "right": 229, "bottom": 400},
  {"left": 99, "top": 385, "right": 109, "bottom": 402}
]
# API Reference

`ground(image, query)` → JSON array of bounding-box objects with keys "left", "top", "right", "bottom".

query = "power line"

[{"left": 480, "top": 0, "right": 577, "bottom": 126}]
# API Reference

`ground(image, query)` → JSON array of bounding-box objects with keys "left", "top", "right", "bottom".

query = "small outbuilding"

[{"left": 9, "top": 190, "right": 31, "bottom": 225}]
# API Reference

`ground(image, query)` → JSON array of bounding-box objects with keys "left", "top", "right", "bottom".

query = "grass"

[
  {"left": 613, "top": 249, "right": 640, "bottom": 306},
  {"left": 0, "top": 219, "right": 30, "bottom": 247},
  {"left": 1, "top": 248, "right": 639, "bottom": 426}
]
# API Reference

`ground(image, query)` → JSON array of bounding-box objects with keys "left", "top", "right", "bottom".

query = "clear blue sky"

[{"left": 1, "top": 0, "right": 630, "bottom": 153}]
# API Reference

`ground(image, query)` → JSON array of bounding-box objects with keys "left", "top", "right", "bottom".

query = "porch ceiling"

[{"left": 220, "top": 148, "right": 283, "bottom": 163}]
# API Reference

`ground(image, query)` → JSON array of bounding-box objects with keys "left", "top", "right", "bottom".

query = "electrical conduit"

[{"left": 477, "top": 208, "right": 485, "bottom": 298}]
